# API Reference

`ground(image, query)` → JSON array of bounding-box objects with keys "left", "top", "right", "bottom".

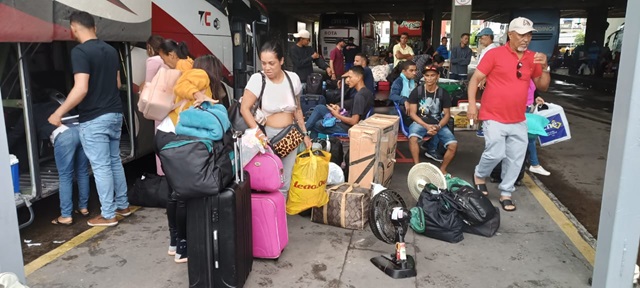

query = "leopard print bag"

[{"left": 269, "top": 124, "right": 304, "bottom": 158}]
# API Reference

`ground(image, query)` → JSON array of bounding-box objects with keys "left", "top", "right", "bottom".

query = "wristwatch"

[
  {"left": 303, "top": 131, "right": 311, "bottom": 136},
  {"left": 543, "top": 66, "right": 551, "bottom": 73}
]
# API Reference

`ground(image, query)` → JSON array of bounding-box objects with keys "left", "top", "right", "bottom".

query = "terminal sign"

[{"left": 455, "top": 0, "right": 472, "bottom": 6}]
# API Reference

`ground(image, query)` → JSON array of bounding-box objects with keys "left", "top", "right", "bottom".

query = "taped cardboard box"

[{"left": 361, "top": 114, "right": 399, "bottom": 187}]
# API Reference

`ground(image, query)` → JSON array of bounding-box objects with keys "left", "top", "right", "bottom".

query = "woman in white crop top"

[{"left": 240, "top": 40, "right": 312, "bottom": 198}]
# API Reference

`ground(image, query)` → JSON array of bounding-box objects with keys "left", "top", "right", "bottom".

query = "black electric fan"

[{"left": 369, "top": 189, "right": 417, "bottom": 279}]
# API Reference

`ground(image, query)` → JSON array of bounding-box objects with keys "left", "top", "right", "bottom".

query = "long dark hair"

[
  {"left": 159, "top": 39, "right": 193, "bottom": 59},
  {"left": 259, "top": 40, "right": 284, "bottom": 61},
  {"left": 193, "top": 55, "right": 224, "bottom": 102},
  {"left": 147, "top": 35, "right": 164, "bottom": 56}
]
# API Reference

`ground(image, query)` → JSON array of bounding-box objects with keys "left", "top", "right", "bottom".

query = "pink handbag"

[
  {"left": 245, "top": 149, "right": 284, "bottom": 192},
  {"left": 138, "top": 67, "right": 182, "bottom": 121}
]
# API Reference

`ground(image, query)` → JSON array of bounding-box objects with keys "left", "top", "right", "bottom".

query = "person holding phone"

[
  {"left": 305, "top": 66, "right": 374, "bottom": 137},
  {"left": 466, "top": 17, "right": 551, "bottom": 212}
]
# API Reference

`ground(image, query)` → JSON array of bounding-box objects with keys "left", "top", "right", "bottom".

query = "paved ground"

[{"left": 25, "top": 132, "right": 594, "bottom": 288}]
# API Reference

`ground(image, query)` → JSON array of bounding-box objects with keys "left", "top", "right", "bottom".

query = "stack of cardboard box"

[{"left": 347, "top": 114, "right": 399, "bottom": 189}]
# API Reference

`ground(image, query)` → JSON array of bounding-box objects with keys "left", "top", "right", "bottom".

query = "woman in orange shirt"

[{"left": 155, "top": 39, "right": 194, "bottom": 264}]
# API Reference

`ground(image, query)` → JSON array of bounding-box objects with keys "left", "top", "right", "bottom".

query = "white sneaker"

[{"left": 529, "top": 165, "right": 551, "bottom": 176}]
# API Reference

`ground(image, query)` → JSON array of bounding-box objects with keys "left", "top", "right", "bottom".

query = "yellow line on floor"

[
  {"left": 24, "top": 206, "right": 141, "bottom": 276},
  {"left": 523, "top": 174, "right": 595, "bottom": 266}
]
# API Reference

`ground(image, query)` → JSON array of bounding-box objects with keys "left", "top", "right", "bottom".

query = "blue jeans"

[
  {"left": 408, "top": 122, "right": 457, "bottom": 153},
  {"left": 449, "top": 73, "right": 467, "bottom": 80},
  {"left": 527, "top": 134, "right": 539, "bottom": 166},
  {"left": 305, "top": 105, "right": 347, "bottom": 137},
  {"left": 79, "top": 113, "right": 128, "bottom": 219},
  {"left": 54, "top": 125, "right": 90, "bottom": 218}
]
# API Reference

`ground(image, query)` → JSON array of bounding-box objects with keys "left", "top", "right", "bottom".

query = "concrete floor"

[{"left": 25, "top": 132, "right": 594, "bottom": 288}]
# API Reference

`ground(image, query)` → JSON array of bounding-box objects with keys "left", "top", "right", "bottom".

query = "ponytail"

[{"left": 159, "top": 39, "right": 192, "bottom": 60}]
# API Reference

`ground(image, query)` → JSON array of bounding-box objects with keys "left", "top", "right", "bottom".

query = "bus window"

[{"left": 205, "top": 0, "right": 227, "bottom": 15}]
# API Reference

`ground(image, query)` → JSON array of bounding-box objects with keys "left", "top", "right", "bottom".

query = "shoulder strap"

[
  {"left": 283, "top": 71, "right": 300, "bottom": 109},
  {"left": 257, "top": 72, "right": 266, "bottom": 109}
]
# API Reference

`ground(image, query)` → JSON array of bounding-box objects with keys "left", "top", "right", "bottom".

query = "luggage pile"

[
  {"left": 294, "top": 114, "right": 400, "bottom": 232},
  {"left": 411, "top": 178, "right": 501, "bottom": 244}
]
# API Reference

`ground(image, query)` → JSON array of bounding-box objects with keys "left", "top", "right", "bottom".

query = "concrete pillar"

[
  {"left": 592, "top": 0, "right": 640, "bottom": 286},
  {"left": 450, "top": 0, "right": 472, "bottom": 49},
  {"left": 422, "top": 10, "right": 433, "bottom": 48},
  {"left": 585, "top": 5, "right": 609, "bottom": 46},
  {"left": 0, "top": 90, "right": 26, "bottom": 283},
  {"left": 432, "top": 4, "right": 443, "bottom": 49}
]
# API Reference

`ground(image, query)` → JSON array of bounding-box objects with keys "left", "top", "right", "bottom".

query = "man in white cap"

[
  {"left": 290, "top": 29, "right": 332, "bottom": 85},
  {"left": 466, "top": 17, "right": 551, "bottom": 212}
]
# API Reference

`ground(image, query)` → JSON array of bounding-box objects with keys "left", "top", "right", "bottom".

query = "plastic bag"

[
  {"left": 445, "top": 174, "right": 472, "bottom": 188},
  {"left": 286, "top": 149, "right": 331, "bottom": 215},
  {"left": 241, "top": 127, "right": 266, "bottom": 168},
  {"left": 326, "top": 162, "right": 345, "bottom": 185}
]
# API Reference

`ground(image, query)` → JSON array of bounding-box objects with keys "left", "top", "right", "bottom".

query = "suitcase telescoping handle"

[
  {"left": 232, "top": 130, "right": 244, "bottom": 183},
  {"left": 340, "top": 75, "right": 346, "bottom": 109}
]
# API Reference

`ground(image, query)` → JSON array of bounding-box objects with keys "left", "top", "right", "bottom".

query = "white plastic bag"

[
  {"left": 326, "top": 162, "right": 345, "bottom": 185},
  {"left": 241, "top": 127, "right": 266, "bottom": 168}
]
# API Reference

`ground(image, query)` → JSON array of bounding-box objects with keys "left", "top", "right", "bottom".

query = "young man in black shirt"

[
  {"left": 305, "top": 66, "right": 373, "bottom": 137},
  {"left": 407, "top": 65, "right": 457, "bottom": 174},
  {"left": 47, "top": 11, "right": 129, "bottom": 227},
  {"left": 290, "top": 29, "right": 333, "bottom": 84},
  {"left": 343, "top": 37, "right": 360, "bottom": 70}
]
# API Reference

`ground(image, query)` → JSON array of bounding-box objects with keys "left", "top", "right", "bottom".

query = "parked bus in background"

[
  {"left": 0, "top": 0, "right": 266, "bottom": 214},
  {"left": 319, "top": 13, "right": 361, "bottom": 60}
]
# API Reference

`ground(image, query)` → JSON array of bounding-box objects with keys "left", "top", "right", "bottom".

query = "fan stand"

[{"left": 370, "top": 222, "right": 417, "bottom": 278}]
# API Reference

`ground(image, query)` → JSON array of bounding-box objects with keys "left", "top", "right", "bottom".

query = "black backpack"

[{"left": 306, "top": 73, "right": 323, "bottom": 95}]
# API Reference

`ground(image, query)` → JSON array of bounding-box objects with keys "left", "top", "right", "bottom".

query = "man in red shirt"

[
  {"left": 466, "top": 17, "right": 551, "bottom": 212},
  {"left": 330, "top": 39, "right": 346, "bottom": 80}
]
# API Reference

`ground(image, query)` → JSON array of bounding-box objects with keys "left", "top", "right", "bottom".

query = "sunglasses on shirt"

[{"left": 516, "top": 61, "right": 523, "bottom": 79}]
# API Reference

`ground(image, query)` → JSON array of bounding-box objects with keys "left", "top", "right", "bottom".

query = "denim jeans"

[
  {"left": 305, "top": 104, "right": 348, "bottom": 137},
  {"left": 527, "top": 134, "right": 539, "bottom": 166},
  {"left": 79, "top": 113, "right": 128, "bottom": 219},
  {"left": 54, "top": 125, "right": 90, "bottom": 218}
]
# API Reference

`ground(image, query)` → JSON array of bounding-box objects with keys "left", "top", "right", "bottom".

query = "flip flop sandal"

[
  {"left": 473, "top": 178, "right": 489, "bottom": 196},
  {"left": 51, "top": 217, "right": 73, "bottom": 225},
  {"left": 499, "top": 199, "right": 517, "bottom": 212},
  {"left": 75, "top": 209, "right": 90, "bottom": 216}
]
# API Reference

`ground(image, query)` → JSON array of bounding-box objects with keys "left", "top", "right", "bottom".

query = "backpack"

[
  {"left": 306, "top": 73, "right": 323, "bottom": 95},
  {"left": 137, "top": 67, "right": 183, "bottom": 121}
]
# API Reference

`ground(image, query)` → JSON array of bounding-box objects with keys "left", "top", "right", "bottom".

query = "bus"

[
  {"left": 318, "top": 13, "right": 360, "bottom": 60},
  {"left": 0, "top": 0, "right": 266, "bottom": 211}
]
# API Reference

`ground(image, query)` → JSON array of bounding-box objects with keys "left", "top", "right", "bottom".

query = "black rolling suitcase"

[{"left": 186, "top": 132, "right": 253, "bottom": 288}]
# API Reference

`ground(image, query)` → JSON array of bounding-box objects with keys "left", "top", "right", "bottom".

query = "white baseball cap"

[
  {"left": 293, "top": 29, "right": 311, "bottom": 39},
  {"left": 509, "top": 17, "right": 537, "bottom": 34}
]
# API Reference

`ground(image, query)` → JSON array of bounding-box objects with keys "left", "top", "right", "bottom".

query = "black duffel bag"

[
  {"left": 416, "top": 185, "right": 464, "bottom": 243},
  {"left": 159, "top": 133, "right": 234, "bottom": 200},
  {"left": 445, "top": 184, "right": 496, "bottom": 225},
  {"left": 462, "top": 207, "right": 500, "bottom": 237},
  {"left": 127, "top": 173, "right": 170, "bottom": 208}
]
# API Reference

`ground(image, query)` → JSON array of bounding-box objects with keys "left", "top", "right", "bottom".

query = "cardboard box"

[
  {"left": 348, "top": 123, "right": 381, "bottom": 190},
  {"left": 348, "top": 114, "right": 399, "bottom": 188},
  {"left": 450, "top": 102, "right": 480, "bottom": 131}
]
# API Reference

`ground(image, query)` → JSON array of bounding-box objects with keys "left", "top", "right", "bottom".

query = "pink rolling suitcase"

[{"left": 251, "top": 192, "right": 288, "bottom": 259}]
